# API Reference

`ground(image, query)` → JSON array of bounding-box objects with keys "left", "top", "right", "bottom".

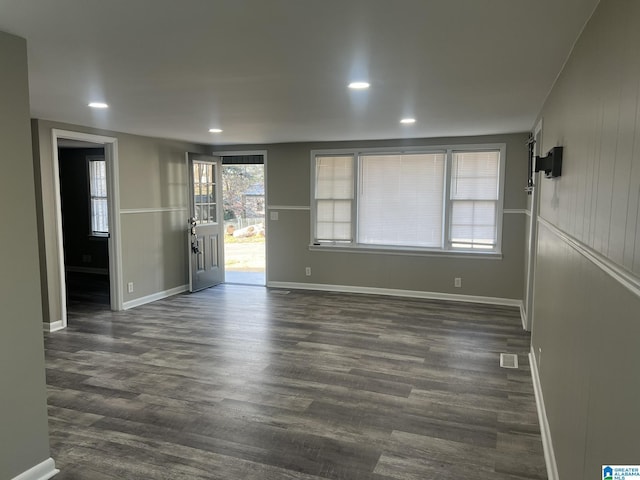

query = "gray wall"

[
  {"left": 32, "top": 120, "right": 209, "bottom": 323},
  {"left": 0, "top": 31, "right": 52, "bottom": 479},
  {"left": 216, "top": 133, "right": 529, "bottom": 300},
  {"left": 530, "top": 0, "right": 640, "bottom": 477}
]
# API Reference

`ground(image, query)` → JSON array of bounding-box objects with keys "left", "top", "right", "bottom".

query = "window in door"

[{"left": 193, "top": 162, "right": 217, "bottom": 224}]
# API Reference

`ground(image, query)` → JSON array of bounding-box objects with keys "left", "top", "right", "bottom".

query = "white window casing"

[
  {"left": 88, "top": 158, "right": 109, "bottom": 234},
  {"left": 449, "top": 150, "right": 501, "bottom": 250},
  {"left": 310, "top": 144, "right": 506, "bottom": 256},
  {"left": 314, "top": 155, "right": 355, "bottom": 242}
]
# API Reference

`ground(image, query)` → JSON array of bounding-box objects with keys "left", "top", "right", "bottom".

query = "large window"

[
  {"left": 311, "top": 145, "right": 504, "bottom": 253},
  {"left": 88, "top": 158, "right": 109, "bottom": 235}
]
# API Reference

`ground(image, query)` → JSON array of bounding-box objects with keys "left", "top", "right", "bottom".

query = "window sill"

[
  {"left": 308, "top": 243, "right": 502, "bottom": 259},
  {"left": 89, "top": 232, "right": 110, "bottom": 240}
]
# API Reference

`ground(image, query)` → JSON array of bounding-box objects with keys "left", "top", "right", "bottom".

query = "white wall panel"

[
  {"left": 532, "top": 0, "right": 640, "bottom": 476},
  {"left": 539, "top": 0, "right": 640, "bottom": 277}
]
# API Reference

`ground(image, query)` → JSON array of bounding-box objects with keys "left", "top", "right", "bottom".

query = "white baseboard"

[
  {"left": 11, "top": 457, "right": 59, "bottom": 480},
  {"left": 520, "top": 303, "right": 528, "bottom": 331},
  {"left": 122, "top": 284, "right": 188, "bottom": 310},
  {"left": 42, "top": 321, "right": 64, "bottom": 333},
  {"left": 267, "top": 281, "right": 522, "bottom": 308},
  {"left": 530, "top": 347, "right": 559, "bottom": 480}
]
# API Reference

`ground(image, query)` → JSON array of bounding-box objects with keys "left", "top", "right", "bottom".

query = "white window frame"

[
  {"left": 87, "top": 155, "right": 109, "bottom": 236},
  {"left": 310, "top": 143, "right": 506, "bottom": 257},
  {"left": 313, "top": 153, "right": 357, "bottom": 243}
]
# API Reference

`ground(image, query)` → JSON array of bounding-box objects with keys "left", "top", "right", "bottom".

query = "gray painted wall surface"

[
  {"left": 32, "top": 120, "right": 209, "bottom": 323},
  {"left": 0, "top": 31, "right": 52, "bottom": 479},
  {"left": 216, "top": 133, "right": 529, "bottom": 300},
  {"left": 531, "top": 0, "right": 640, "bottom": 477}
]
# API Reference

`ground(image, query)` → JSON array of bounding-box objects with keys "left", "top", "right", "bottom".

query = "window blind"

[
  {"left": 314, "top": 155, "right": 354, "bottom": 241},
  {"left": 358, "top": 153, "right": 445, "bottom": 247},
  {"left": 449, "top": 150, "right": 500, "bottom": 249}
]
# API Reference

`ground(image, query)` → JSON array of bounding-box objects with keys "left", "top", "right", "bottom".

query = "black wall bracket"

[{"left": 535, "top": 146, "right": 563, "bottom": 178}]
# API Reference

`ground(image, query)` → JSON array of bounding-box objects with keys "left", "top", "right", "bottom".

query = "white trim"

[
  {"left": 495, "top": 144, "right": 507, "bottom": 254},
  {"left": 120, "top": 207, "right": 188, "bottom": 214},
  {"left": 308, "top": 243, "right": 503, "bottom": 259},
  {"left": 520, "top": 302, "right": 527, "bottom": 330},
  {"left": 524, "top": 120, "right": 543, "bottom": 332},
  {"left": 11, "top": 457, "right": 59, "bottom": 480},
  {"left": 530, "top": 347, "right": 559, "bottom": 480},
  {"left": 214, "top": 149, "right": 269, "bottom": 285},
  {"left": 524, "top": 209, "right": 532, "bottom": 217},
  {"left": 43, "top": 320, "right": 64, "bottom": 333},
  {"left": 50, "top": 132, "right": 67, "bottom": 329},
  {"left": 503, "top": 209, "right": 527, "bottom": 214},
  {"left": 122, "top": 284, "right": 188, "bottom": 310},
  {"left": 267, "top": 205, "right": 310, "bottom": 211},
  {"left": 105, "top": 140, "right": 123, "bottom": 312},
  {"left": 51, "top": 129, "right": 123, "bottom": 331},
  {"left": 310, "top": 143, "right": 506, "bottom": 156},
  {"left": 538, "top": 217, "right": 640, "bottom": 299},
  {"left": 267, "top": 281, "right": 522, "bottom": 307},
  {"left": 263, "top": 152, "right": 269, "bottom": 285}
]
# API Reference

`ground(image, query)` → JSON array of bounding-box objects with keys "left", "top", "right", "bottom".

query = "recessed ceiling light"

[
  {"left": 348, "top": 82, "right": 370, "bottom": 90},
  {"left": 88, "top": 102, "right": 109, "bottom": 109},
  {"left": 400, "top": 118, "right": 416, "bottom": 124},
  {"left": 208, "top": 128, "right": 223, "bottom": 133}
]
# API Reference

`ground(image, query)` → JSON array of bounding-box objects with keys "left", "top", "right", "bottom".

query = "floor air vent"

[
  {"left": 269, "top": 290, "right": 291, "bottom": 295},
  {"left": 500, "top": 353, "right": 519, "bottom": 369}
]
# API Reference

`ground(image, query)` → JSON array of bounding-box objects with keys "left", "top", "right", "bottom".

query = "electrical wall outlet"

[
  {"left": 454, "top": 277, "right": 462, "bottom": 288},
  {"left": 82, "top": 254, "right": 91, "bottom": 263},
  {"left": 270, "top": 211, "right": 279, "bottom": 221},
  {"left": 127, "top": 282, "right": 134, "bottom": 293},
  {"left": 538, "top": 347, "right": 542, "bottom": 368},
  {"left": 305, "top": 267, "right": 311, "bottom": 276}
]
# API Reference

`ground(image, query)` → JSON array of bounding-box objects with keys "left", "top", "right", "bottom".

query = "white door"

[{"left": 187, "top": 153, "right": 225, "bottom": 292}]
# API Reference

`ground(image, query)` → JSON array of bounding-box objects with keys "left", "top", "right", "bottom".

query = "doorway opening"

[
  {"left": 221, "top": 154, "right": 266, "bottom": 286},
  {"left": 58, "top": 140, "right": 110, "bottom": 312},
  {"left": 51, "top": 129, "right": 122, "bottom": 329}
]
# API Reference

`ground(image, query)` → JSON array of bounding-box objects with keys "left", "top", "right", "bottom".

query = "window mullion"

[
  {"left": 311, "top": 155, "right": 318, "bottom": 242},
  {"left": 352, "top": 153, "right": 360, "bottom": 245},
  {"left": 443, "top": 149, "right": 453, "bottom": 250}
]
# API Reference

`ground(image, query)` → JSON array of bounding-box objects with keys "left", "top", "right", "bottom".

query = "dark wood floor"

[
  {"left": 45, "top": 285, "right": 546, "bottom": 480},
  {"left": 65, "top": 271, "right": 110, "bottom": 306}
]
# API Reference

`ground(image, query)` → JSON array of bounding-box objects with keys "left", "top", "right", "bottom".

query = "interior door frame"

[
  {"left": 214, "top": 149, "right": 268, "bottom": 285},
  {"left": 51, "top": 129, "right": 123, "bottom": 329},
  {"left": 524, "top": 120, "right": 543, "bottom": 331}
]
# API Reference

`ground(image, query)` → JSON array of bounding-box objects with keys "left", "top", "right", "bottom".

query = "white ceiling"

[{"left": 0, "top": 0, "right": 599, "bottom": 145}]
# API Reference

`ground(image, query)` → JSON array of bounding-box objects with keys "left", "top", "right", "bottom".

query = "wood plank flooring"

[{"left": 45, "top": 285, "right": 546, "bottom": 479}]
